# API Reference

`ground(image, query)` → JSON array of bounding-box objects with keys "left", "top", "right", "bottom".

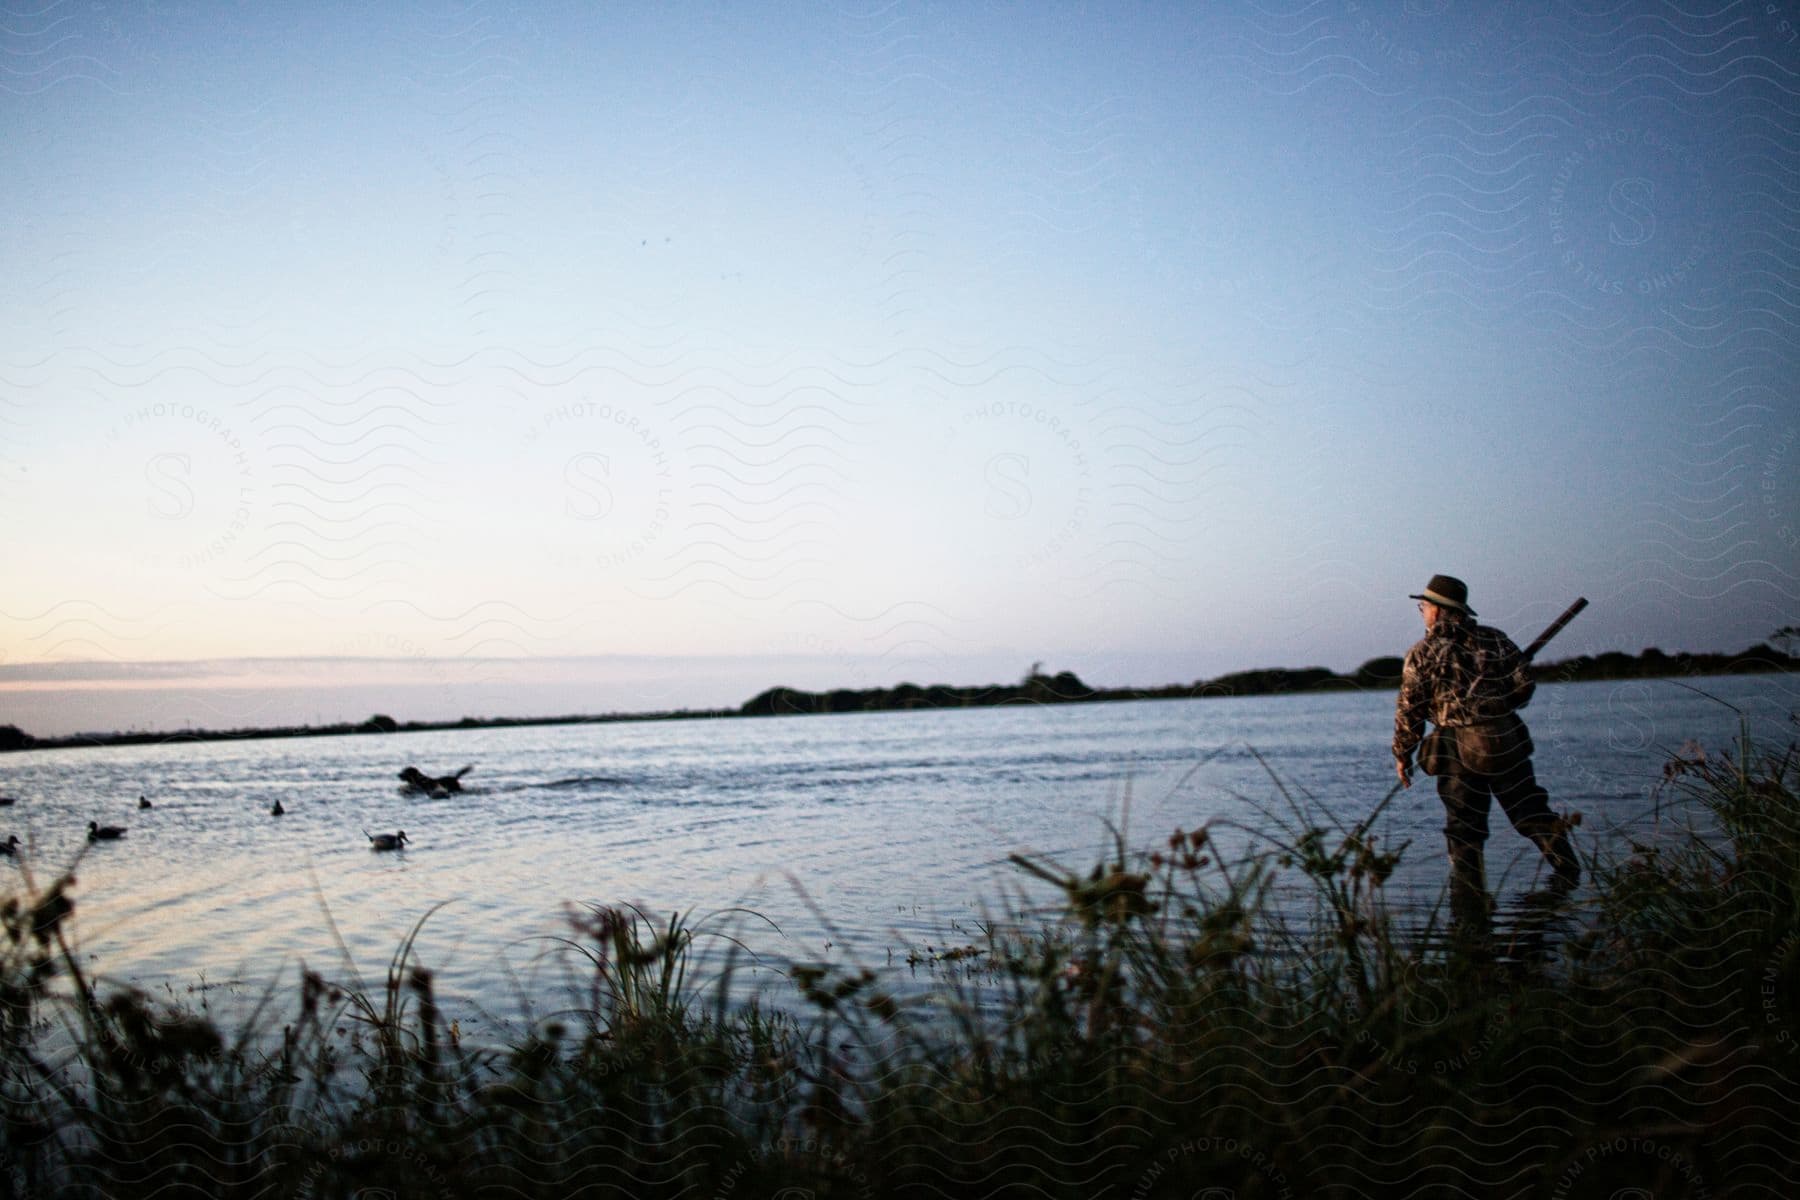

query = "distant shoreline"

[{"left": 2, "top": 642, "right": 1794, "bottom": 754}]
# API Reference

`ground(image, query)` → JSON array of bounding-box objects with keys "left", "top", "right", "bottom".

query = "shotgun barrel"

[{"left": 1522, "top": 597, "right": 1588, "bottom": 662}]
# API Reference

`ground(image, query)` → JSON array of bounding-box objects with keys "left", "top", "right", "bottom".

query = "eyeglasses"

[{"left": 1417, "top": 601, "right": 1433, "bottom": 613}]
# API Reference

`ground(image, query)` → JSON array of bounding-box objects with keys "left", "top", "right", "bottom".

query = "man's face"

[{"left": 1419, "top": 600, "right": 1440, "bottom": 629}]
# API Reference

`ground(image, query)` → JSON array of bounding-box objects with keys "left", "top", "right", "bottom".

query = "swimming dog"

[{"left": 398, "top": 765, "right": 473, "bottom": 796}]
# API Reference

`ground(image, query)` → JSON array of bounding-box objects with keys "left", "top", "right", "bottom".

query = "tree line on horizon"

[
  {"left": 1, "top": 638, "right": 1794, "bottom": 751},
  {"left": 736, "top": 639, "right": 1800, "bottom": 717}
]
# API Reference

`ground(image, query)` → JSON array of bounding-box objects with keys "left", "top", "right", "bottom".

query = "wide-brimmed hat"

[{"left": 1410, "top": 574, "right": 1476, "bottom": 616}]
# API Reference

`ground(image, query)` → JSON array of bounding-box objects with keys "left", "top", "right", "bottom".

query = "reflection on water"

[
  {"left": 0, "top": 675, "right": 1791, "bottom": 1037},
  {"left": 1493, "top": 887, "right": 1585, "bottom": 964},
  {"left": 1386, "top": 884, "right": 1586, "bottom": 972}
]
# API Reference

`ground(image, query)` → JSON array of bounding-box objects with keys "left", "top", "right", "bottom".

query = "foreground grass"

[{"left": 2, "top": 724, "right": 1797, "bottom": 1199}]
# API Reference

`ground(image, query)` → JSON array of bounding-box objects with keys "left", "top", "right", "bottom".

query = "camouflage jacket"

[{"left": 1392, "top": 618, "right": 1536, "bottom": 764}]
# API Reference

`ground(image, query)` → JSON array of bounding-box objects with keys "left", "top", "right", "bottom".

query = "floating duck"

[
  {"left": 271, "top": 800, "right": 286, "bottom": 816},
  {"left": 0, "top": 834, "right": 19, "bottom": 856},
  {"left": 138, "top": 795, "right": 153, "bottom": 810},
  {"left": 398, "top": 765, "right": 473, "bottom": 795},
  {"left": 366, "top": 829, "right": 408, "bottom": 852},
  {"left": 0, "top": 796, "right": 16, "bottom": 807},
  {"left": 88, "top": 822, "right": 127, "bottom": 841}
]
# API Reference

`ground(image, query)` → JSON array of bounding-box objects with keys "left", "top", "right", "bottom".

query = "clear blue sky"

[{"left": 3, "top": 2, "right": 1797, "bottom": 735}]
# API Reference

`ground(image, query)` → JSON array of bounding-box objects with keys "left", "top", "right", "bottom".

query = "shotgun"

[{"left": 1522, "top": 597, "right": 1588, "bottom": 663}]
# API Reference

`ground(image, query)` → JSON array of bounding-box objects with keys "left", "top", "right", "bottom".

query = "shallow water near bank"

[{"left": 0, "top": 674, "right": 1792, "bottom": 1039}]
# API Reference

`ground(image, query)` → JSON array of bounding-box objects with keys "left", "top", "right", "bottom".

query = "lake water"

[{"left": 1, "top": 675, "right": 1793, "bottom": 1040}]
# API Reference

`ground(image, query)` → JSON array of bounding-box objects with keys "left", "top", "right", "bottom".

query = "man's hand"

[{"left": 1395, "top": 758, "right": 1412, "bottom": 789}]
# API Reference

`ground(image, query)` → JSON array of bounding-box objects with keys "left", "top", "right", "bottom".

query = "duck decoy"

[
  {"left": 138, "top": 795, "right": 153, "bottom": 810},
  {"left": 0, "top": 834, "right": 19, "bottom": 856},
  {"left": 366, "top": 829, "right": 408, "bottom": 852},
  {"left": 270, "top": 800, "right": 286, "bottom": 816},
  {"left": 0, "top": 796, "right": 16, "bottom": 807},
  {"left": 88, "top": 821, "right": 127, "bottom": 841}
]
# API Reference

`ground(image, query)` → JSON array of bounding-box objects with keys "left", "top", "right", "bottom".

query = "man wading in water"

[{"left": 1392, "top": 575, "right": 1580, "bottom": 910}]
